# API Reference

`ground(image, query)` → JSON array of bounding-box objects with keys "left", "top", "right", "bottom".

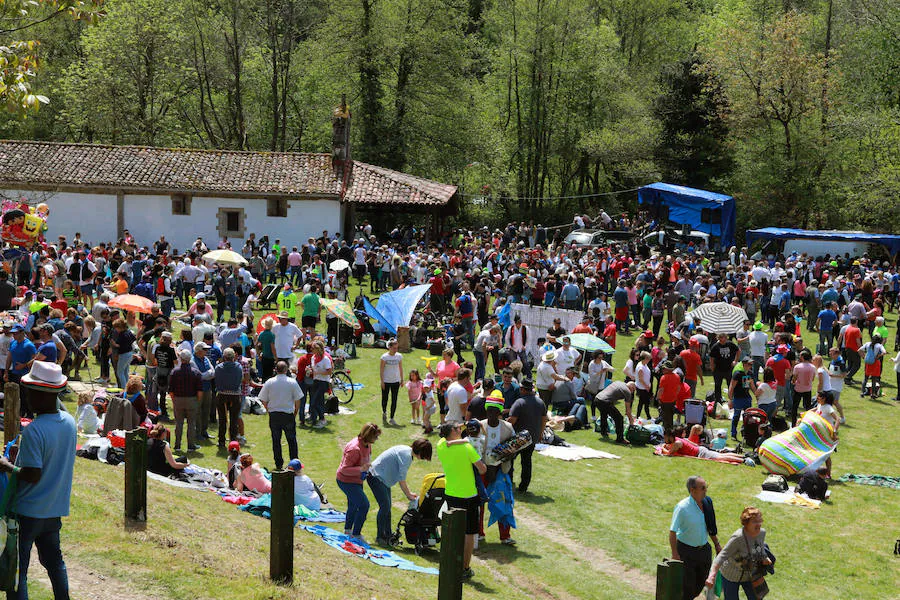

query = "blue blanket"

[
  {"left": 239, "top": 494, "right": 346, "bottom": 523},
  {"left": 300, "top": 525, "right": 439, "bottom": 575}
]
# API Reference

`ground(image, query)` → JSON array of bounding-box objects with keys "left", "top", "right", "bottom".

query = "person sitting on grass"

[
  {"left": 235, "top": 453, "right": 272, "bottom": 494},
  {"left": 146, "top": 423, "right": 189, "bottom": 477},
  {"left": 75, "top": 391, "right": 101, "bottom": 435},
  {"left": 125, "top": 374, "right": 149, "bottom": 424},
  {"left": 662, "top": 429, "right": 746, "bottom": 464},
  {"left": 286, "top": 458, "right": 323, "bottom": 511}
]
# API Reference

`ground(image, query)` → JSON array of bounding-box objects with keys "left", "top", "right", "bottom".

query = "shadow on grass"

[
  {"left": 464, "top": 579, "right": 497, "bottom": 594},
  {"left": 517, "top": 493, "right": 554, "bottom": 505},
  {"left": 478, "top": 546, "right": 541, "bottom": 565}
]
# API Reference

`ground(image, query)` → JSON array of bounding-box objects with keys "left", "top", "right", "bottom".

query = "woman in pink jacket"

[{"left": 335, "top": 423, "right": 382, "bottom": 541}]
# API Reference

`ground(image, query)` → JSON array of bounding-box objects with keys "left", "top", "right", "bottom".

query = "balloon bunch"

[{"left": 1, "top": 199, "right": 49, "bottom": 247}]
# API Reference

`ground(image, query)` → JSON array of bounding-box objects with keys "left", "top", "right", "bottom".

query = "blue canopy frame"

[
  {"left": 637, "top": 182, "right": 736, "bottom": 251},
  {"left": 745, "top": 228, "right": 900, "bottom": 259}
]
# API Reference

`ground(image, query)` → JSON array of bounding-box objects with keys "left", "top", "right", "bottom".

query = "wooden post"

[
  {"left": 124, "top": 428, "right": 148, "bottom": 531},
  {"left": 655, "top": 558, "right": 684, "bottom": 600},
  {"left": 3, "top": 383, "right": 20, "bottom": 446},
  {"left": 397, "top": 326, "right": 411, "bottom": 353},
  {"left": 437, "top": 508, "right": 466, "bottom": 600},
  {"left": 270, "top": 470, "right": 294, "bottom": 584}
]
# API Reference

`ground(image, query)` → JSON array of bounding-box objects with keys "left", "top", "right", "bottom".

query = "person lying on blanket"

[
  {"left": 235, "top": 453, "right": 272, "bottom": 494},
  {"left": 662, "top": 430, "right": 746, "bottom": 464}
]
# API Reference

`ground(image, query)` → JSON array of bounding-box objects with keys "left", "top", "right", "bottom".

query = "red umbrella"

[
  {"left": 108, "top": 294, "right": 155, "bottom": 315},
  {"left": 256, "top": 312, "right": 278, "bottom": 334}
]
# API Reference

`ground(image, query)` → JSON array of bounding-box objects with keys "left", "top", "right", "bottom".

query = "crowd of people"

[{"left": 0, "top": 215, "right": 897, "bottom": 597}]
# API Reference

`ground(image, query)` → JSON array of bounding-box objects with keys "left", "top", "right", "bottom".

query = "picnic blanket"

[
  {"left": 300, "top": 525, "right": 439, "bottom": 575},
  {"left": 837, "top": 474, "right": 900, "bottom": 490},
  {"left": 758, "top": 411, "right": 837, "bottom": 476},
  {"left": 755, "top": 490, "right": 822, "bottom": 509},
  {"left": 653, "top": 445, "right": 745, "bottom": 465},
  {"left": 535, "top": 443, "right": 620, "bottom": 461},
  {"left": 147, "top": 465, "right": 229, "bottom": 491},
  {"left": 239, "top": 493, "right": 346, "bottom": 523}
]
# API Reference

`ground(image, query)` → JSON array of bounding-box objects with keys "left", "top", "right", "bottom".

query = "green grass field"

[{"left": 24, "top": 295, "right": 900, "bottom": 599}]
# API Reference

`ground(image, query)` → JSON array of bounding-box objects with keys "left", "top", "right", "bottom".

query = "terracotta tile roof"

[
  {"left": 0, "top": 140, "right": 456, "bottom": 206},
  {"left": 344, "top": 161, "right": 457, "bottom": 207}
]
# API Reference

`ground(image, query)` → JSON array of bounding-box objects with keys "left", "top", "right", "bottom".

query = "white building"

[{"left": 0, "top": 105, "right": 457, "bottom": 251}]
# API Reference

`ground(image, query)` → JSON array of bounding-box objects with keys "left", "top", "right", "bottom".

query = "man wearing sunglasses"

[{"left": 669, "top": 475, "right": 721, "bottom": 600}]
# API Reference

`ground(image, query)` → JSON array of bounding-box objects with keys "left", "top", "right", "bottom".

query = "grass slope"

[{"left": 27, "top": 293, "right": 900, "bottom": 599}]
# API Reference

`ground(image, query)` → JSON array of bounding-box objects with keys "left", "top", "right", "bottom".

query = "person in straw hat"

[{"left": 535, "top": 349, "right": 568, "bottom": 406}]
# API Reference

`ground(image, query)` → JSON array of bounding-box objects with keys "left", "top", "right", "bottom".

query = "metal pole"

[
  {"left": 270, "top": 470, "right": 294, "bottom": 584},
  {"left": 124, "top": 428, "right": 148, "bottom": 530},
  {"left": 437, "top": 508, "right": 466, "bottom": 600},
  {"left": 3, "top": 383, "right": 20, "bottom": 446}
]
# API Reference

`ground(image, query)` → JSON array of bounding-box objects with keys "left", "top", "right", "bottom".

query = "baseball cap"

[
  {"left": 287, "top": 459, "right": 303, "bottom": 470},
  {"left": 228, "top": 441, "right": 241, "bottom": 451},
  {"left": 194, "top": 342, "right": 210, "bottom": 351},
  {"left": 195, "top": 292, "right": 206, "bottom": 299},
  {"left": 10, "top": 324, "right": 24, "bottom": 333}
]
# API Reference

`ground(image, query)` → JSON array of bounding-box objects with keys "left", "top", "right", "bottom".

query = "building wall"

[{"left": 3, "top": 189, "right": 342, "bottom": 251}]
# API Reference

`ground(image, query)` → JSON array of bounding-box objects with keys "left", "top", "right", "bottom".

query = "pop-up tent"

[
  {"left": 745, "top": 228, "right": 900, "bottom": 260},
  {"left": 637, "top": 182, "right": 736, "bottom": 251},
  {"left": 362, "top": 284, "right": 432, "bottom": 336}
]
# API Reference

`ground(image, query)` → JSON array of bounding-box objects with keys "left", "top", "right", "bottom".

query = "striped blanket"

[{"left": 758, "top": 411, "right": 837, "bottom": 476}]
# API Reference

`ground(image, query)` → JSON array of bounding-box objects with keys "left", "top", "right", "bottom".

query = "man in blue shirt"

[
  {"left": 669, "top": 475, "right": 721, "bottom": 600},
  {"left": 6, "top": 324, "right": 37, "bottom": 417},
  {"left": 0, "top": 361, "right": 76, "bottom": 599},
  {"left": 816, "top": 301, "right": 838, "bottom": 353}
]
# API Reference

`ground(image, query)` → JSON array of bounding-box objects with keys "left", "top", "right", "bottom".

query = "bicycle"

[{"left": 329, "top": 356, "right": 355, "bottom": 404}]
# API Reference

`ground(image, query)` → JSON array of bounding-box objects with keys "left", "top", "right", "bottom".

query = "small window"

[
  {"left": 267, "top": 198, "right": 288, "bottom": 217},
  {"left": 217, "top": 207, "right": 246, "bottom": 239},
  {"left": 172, "top": 194, "right": 192, "bottom": 215},
  {"left": 701, "top": 208, "right": 722, "bottom": 224}
]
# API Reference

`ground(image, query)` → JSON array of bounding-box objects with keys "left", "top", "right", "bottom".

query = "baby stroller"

[
  {"left": 392, "top": 473, "right": 445, "bottom": 554},
  {"left": 741, "top": 408, "right": 769, "bottom": 447}
]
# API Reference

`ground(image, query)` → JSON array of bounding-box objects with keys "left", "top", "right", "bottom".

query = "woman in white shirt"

[
  {"left": 309, "top": 341, "right": 333, "bottom": 429},
  {"left": 380, "top": 338, "right": 404, "bottom": 426},
  {"left": 754, "top": 367, "right": 778, "bottom": 421},
  {"left": 622, "top": 348, "right": 639, "bottom": 382},
  {"left": 634, "top": 351, "right": 653, "bottom": 419}
]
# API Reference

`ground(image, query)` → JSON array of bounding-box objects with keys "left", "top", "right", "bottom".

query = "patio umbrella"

[
  {"left": 255, "top": 312, "right": 279, "bottom": 334},
  {"left": 566, "top": 333, "right": 615, "bottom": 355},
  {"left": 202, "top": 249, "right": 248, "bottom": 266},
  {"left": 688, "top": 302, "right": 748, "bottom": 334},
  {"left": 320, "top": 298, "right": 360, "bottom": 329},
  {"left": 108, "top": 294, "right": 156, "bottom": 314},
  {"left": 328, "top": 259, "right": 350, "bottom": 272}
]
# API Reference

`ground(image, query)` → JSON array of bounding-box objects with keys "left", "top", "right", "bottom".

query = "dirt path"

[
  {"left": 30, "top": 550, "right": 163, "bottom": 600},
  {"left": 514, "top": 505, "right": 656, "bottom": 596}
]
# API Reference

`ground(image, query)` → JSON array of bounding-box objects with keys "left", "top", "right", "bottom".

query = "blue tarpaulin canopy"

[
  {"left": 745, "top": 228, "right": 900, "bottom": 258},
  {"left": 362, "top": 284, "right": 432, "bottom": 336},
  {"left": 637, "top": 182, "right": 736, "bottom": 250}
]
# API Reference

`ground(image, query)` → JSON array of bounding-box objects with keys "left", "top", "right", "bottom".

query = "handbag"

[
  {"left": 0, "top": 473, "right": 18, "bottom": 593},
  {"left": 743, "top": 533, "right": 769, "bottom": 599}
]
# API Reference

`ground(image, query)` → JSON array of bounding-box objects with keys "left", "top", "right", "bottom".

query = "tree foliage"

[{"left": 0, "top": 0, "right": 896, "bottom": 236}]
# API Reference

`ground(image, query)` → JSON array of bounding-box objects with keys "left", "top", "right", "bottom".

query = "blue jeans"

[
  {"left": 722, "top": 576, "right": 757, "bottom": 600},
  {"left": 731, "top": 396, "right": 751, "bottom": 437},
  {"left": 309, "top": 380, "right": 329, "bottom": 423},
  {"left": 751, "top": 356, "right": 765, "bottom": 381},
  {"left": 336, "top": 480, "right": 369, "bottom": 535},
  {"left": 15, "top": 516, "right": 69, "bottom": 600},
  {"left": 366, "top": 476, "right": 393, "bottom": 541},
  {"left": 462, "top": 317, "right": 474, "bottom": 347},
  {"left": 116, "top": 351, "right": 133, "bottom": 389},
  {"left": 473, "top": 350, "right": 486, "bottom": 381}
]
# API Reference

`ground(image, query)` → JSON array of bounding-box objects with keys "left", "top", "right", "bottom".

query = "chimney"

[{"left": 332, "top": 94, "right": 351, "bottom": 170}]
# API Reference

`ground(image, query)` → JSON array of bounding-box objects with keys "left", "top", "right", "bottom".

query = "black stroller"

[
  {"left": 392, "top": 473, "right": 445, "bottom": 554},
  {"left": 741, "top": 408, "right": 769, "bottom": 447}
]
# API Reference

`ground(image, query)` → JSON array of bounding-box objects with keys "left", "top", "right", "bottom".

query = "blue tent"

[
  {"left": 745, "top": 228, "right": 900, "bottom": 259},
  {"left": 637, "top": 182, "right": 736, "bottom": 251},
  {"left": 362, "top": 284, "right": 432, "bottom": 336}
]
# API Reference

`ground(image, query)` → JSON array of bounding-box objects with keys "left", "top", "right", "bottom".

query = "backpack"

[
  {"left": 457, "top": 293, "right": 473, "bottom": 315},
  {"left": 761, "top": 474, "right": 788, "bottom": 493},
  {"left": 864, "top": 344, "right": 877, "bottom": 365}
]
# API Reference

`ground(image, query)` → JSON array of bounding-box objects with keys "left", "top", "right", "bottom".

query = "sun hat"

[
  {"left": 542, "top": 350, "right": 557, "bottom": 362},
  {"left": 776, "top": 344, "right": 789, "bottom": 355},
  {"left": 194, "top": 342, "right": 210, "bottom": 351},
  {"left": 488, "top": 390, "right": 504, "bottom": 400},
  {"left": 287, "top": 459, "right": 303, "bottom": 470},
  {"left": 753, "top": 322, "right": 764, "bottom": 331},
  {"left": 21, "top": 361, "right": 67, "bottom": 391},
  {"left": 485, "top": 401, "right": 504, "bottom": 412},
  {"left": 278, "top": 311, "right": 290, "bottom": 318}
]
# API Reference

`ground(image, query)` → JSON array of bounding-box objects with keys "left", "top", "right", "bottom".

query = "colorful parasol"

[
  {"left": 256, "top": 312, "right": 279, "bottom": 334},
  {"left": 320, "top": 298, "right": 360, "bottom": 329},
  {"left": 566, "top": 333, "right": 616, "bottom": 354},
  {"left": 108, "top": 294, "right": 156, "bottom": 314}
]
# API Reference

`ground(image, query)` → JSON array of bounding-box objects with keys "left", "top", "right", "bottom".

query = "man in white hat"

[
  {"left": 535, "top": 349, "right": 567, "bottom": 406},
  {"left": 0, "top": 361, "right": 76, "bottom": 598},
  {"left": 272, "top": 311, "right": 302, "bottom": 363}
]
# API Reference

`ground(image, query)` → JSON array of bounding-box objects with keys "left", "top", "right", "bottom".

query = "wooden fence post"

[
  {"left": 437, "top": 508, "right": 466, "bottom": 600},
  {"left": 3, "top": 383, "right": 20, "bottom": 446},
  {"left": 124, "top": 428, "right": 148, "bottom": 531},
  {"left": 270, "top": 470, "right": 294, "bottom": 584},
  {"left": 655, "top": 558, "right": 684, "bottom": 600}
]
